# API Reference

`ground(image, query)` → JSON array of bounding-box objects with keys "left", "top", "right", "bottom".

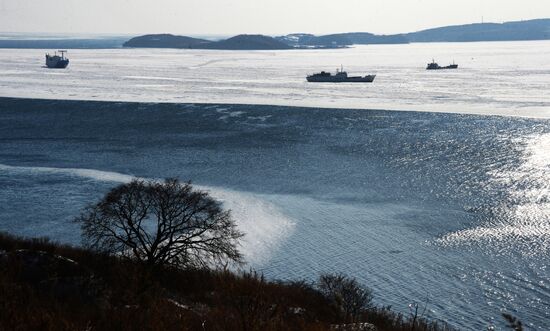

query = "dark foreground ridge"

[{"left": 0, "top": 232, "right": 457, "bottom": 331}]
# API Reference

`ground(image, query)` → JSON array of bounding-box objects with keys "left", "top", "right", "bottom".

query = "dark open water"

[{"left": 1, "top": 97, "right": 549, "bottom": 330}]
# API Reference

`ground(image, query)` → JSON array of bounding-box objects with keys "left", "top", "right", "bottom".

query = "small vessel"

[
  {"left": 426, "top": 59, "right": 458, "bottom": 70},
  {"left": 45, "top": 50, "right": 69, "bottom": 69},
  {"left": 307, "top": 66, "right": 376, "bottom": 83}
]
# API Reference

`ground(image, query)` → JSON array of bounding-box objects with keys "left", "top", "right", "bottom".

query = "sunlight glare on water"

[{"left": 436, "top": 133, "right": 550, "bottom": 256}]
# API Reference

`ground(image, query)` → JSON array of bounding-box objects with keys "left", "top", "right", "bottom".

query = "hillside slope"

[
  {"left": 123, "top": 34, "right": 291, "bottom": 50},
  {"left": 0, "top": 232, "right": 457, "bottom": 331},
  {"left": 123, "top": 34, "right": 212, "bottom": 48},
  {"left": 407, "top": 19, "right": 550, "bottom": 42}
]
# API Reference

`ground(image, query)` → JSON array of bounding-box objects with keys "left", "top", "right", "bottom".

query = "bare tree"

[
  {"left": 318, "top": 273, "right": 373, "bottom": 323},
  {"left": 76, "top": 178, "right": 244, "bottom": 269}
]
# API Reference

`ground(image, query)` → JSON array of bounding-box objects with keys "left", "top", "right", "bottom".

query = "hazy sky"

[{"left": 1, "top": 0, "right": 550, "bottom": 36}]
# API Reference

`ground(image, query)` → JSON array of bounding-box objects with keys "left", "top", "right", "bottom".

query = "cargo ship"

[
  {"left": 45, "top": 50, "right": 69, "bottom": 69},
  {"left": 426, "top": 59, "right": 458, "bottom": 70},
  {"left": 307, "top": 66, "right": 375, "bottom": 83}
]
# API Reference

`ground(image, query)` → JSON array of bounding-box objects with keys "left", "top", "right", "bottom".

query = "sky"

[{"left": 1, "top": 0, "right": 550, "bottom": 36}]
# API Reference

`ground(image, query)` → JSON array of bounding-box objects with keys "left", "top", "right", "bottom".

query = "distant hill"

[
  {"left": 275, "top": 34, "right": 352, "bottom": 48},
  {"left": 325, "top": 32, "right": 409, "bottom": 45},
  {"left": 407, "top": 19, "right": 550, "bottom": 42},
  {"left": 204, "top": 34, "right": 292, "bottom": 50},
  {"left": 123, "top": 34, "right": 212, "bottom": 48},
  {"left": 275, "top": 32, "right": 408, "bottom": 48},
  {"left": 274, "top": 19, "right": 550, "bottom": 47},
  {"left": 70, "top": 18, "right": 550, "bottom": 51},
  {"left": 123, "top": 34, "right": 291, "bottom": 50}
]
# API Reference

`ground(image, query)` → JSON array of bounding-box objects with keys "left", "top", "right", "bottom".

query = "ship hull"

[
  {"left": 426, "top": 65, "right": 458, "bottom": 70},
  {"left": 46, "top": 59, "right": 69, "bottom": 69}
]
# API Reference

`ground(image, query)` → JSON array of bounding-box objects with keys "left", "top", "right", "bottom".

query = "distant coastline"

[
  {"left": 1, "top": 18, "right": 549, "bottom": 49},
  {"left": 122, "top": 19, "right": 550, "bottom": 49}
]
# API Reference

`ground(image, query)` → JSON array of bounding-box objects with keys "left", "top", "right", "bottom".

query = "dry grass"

[{"left": 0, "top": 232, "right": 456, "bottom": 331}]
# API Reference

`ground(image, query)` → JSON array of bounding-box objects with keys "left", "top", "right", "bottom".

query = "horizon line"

[{"left": 1, "top": 17, "right": 549, "bottom": 39}]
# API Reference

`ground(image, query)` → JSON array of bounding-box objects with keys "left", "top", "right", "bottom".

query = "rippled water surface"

[{"left": 1, "top": 98, "right": 549, "bottom": 329}]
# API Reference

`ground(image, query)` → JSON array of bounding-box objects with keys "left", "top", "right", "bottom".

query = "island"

[{"left": 123, "top": 34, "right": 292, "bottom": 50}]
